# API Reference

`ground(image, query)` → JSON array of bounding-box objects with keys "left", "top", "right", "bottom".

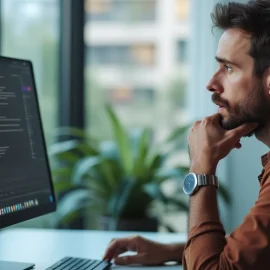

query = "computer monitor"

[{"left": 0, "top": 56, "right": 56, "bottom": 270}]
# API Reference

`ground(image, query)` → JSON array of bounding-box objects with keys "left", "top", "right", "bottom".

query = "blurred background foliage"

[{"left": 47, "top": 105, "right": 230, "bottom": 232}]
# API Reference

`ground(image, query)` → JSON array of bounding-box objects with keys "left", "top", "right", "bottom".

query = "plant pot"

[{"left": 99, "top": 216, "right": 158, "bottom": 232}]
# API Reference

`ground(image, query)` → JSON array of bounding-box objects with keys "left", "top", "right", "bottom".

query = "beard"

[{"left": 212, "top": 82, "right": 270, "bottom": 137}]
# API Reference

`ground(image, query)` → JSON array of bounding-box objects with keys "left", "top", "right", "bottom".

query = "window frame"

[{"left": 58, "top": 0, "right": 85, "bottom": 129}]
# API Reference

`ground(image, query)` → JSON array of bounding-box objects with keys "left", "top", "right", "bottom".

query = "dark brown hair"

[{"left": 211, "top": 0, "right": 270, "bottom": 77}]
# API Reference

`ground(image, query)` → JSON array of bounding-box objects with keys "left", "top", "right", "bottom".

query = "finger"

[
  {"left": 209, "top": 113, "right": 221, "bottom": 124},
  {"left": 228, "top": 123, "right": 258, "bottom": 139},
  {"left": 103, "top": 238, "right": 136, "bottom": 261},
  {"left": 114, "top": 254, "right": 145, "bottom": 265},
  {"left": 103, "top": 238, "right": 118, "bottom": 259},
  {"left": 235, "top": 141, "right": 242, "bottom": 149},
  {"left": 108, "top": 238, "right": 116, "bottom": 245},
  {"left": 103, "top": 239, "right": 128, "bottom": 261},
  {"left": 202, "top": 113, "right": 221, "bottom": 125}
]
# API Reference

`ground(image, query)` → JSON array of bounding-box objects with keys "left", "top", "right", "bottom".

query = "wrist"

[
  {"left": 190, "top": 160, "right": 217, "bottom": 175},
  {"left": 163, "top": 243, "right": 185, "bottom": 263}
]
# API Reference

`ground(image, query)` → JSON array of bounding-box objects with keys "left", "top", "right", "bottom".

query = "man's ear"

[{"left": 265, "top": 67, "right": 270, "bottom": 94}]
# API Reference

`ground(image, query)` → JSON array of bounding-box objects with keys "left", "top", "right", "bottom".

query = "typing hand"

[{"left": 103, "top": 235, "right": 184, "bottom": 266}]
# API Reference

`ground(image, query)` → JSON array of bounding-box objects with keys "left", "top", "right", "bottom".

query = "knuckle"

[
  {"left": 202, "top": 117, "right": 211, "bottom": 124},
  {"left": 226, "top": 130, "right": 235, "bottom": 137},
  {"left": 110, "top": 238, "right": 116, "bottom": 243},
  {"left": 132, "top": 234, "right": 142, "bottom": 242},
  {"left": 109, "top": 238, "right": 118, "bottom": 246},
  {"left": 227, "top": 130, "right": 238, "bottom": 139},
  {"left": 191, "top": 121, "right": 200, "bottom": 131}
]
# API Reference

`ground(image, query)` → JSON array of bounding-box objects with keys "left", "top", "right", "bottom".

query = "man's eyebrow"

[{"left": 215, "top": 56, "right": 240, "bottom": 67}]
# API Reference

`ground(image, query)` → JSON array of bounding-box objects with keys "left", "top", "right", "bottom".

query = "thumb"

[
  {"left": 229, "top": 123, "right": 258, "bottom": 138},
  {"left": 114, "top": 254, "right": 145, "bottom": 265}
]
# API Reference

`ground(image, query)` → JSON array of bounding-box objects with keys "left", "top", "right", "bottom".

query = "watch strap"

[{"left": 197, "top": 174, "right": 219, "bottom": 188}]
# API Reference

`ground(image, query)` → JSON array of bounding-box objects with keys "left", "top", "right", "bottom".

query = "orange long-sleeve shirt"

[{"left": 182, "top": 152, "right": 270, "bottom": 270}]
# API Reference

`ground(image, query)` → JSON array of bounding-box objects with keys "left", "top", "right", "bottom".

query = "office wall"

[
  {"left": 188, "top": 0, "right": 267, "bottom": 232},
  {"left": 228, "top": 138, "right": 267, "bottom": 231}
]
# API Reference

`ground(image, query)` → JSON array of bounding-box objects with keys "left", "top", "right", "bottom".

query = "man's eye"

[{"left": 224, "top": 64, "right": 233, "bottom": 72}]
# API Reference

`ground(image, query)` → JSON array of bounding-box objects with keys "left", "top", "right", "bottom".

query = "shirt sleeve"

[{"left": 182, "top": 166, "right": 270, "bottom": 270}]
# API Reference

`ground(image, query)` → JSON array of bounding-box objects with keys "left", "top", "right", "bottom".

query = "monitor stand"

[{"left": 0, "top": 260, "right": 35, "bottom": 270}]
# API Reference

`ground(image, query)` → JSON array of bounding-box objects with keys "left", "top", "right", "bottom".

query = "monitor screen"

[{"left": 0, "top": 56, "right": 56, "bottom": 229}]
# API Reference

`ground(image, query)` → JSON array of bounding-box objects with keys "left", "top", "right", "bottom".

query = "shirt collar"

[{"left": 261, "top": 151, "right": 270, "bottom": 167}]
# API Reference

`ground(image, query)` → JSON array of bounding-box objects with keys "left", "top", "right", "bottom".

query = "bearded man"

[{"left": 103, "top": 1, "right": 270, "bottom": 269}]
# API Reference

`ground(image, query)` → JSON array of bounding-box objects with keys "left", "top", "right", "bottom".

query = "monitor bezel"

[{"left": 0, "top": 56, "right": 56, "bottom": 229}]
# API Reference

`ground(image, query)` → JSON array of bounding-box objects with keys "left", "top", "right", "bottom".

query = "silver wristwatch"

[{"left": 183, "top": 173, "right": 219, "bottom": 196}]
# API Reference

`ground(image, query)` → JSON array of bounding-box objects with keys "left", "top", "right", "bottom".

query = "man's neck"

[{"left": 255, "top": 122, "right": 270, "bottom": 148}]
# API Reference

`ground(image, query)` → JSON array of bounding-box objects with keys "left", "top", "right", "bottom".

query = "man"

[{"left": 103, "top": 1, "right": 270, "bottom": 269}]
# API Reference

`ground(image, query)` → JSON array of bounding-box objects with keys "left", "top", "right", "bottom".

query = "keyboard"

[{"left": 45, "top": 257, "right": 111, "bottom": 270}]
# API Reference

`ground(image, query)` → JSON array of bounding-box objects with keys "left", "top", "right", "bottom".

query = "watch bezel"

[{"left": 183, "top": 173, "right": 198, "bottom": 195}]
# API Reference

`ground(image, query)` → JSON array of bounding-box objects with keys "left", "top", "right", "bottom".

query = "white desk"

[{"left": 0, "top": 229, "right": 187, "bottom": 270}]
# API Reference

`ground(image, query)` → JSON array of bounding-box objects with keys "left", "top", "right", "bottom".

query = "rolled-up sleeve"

[{"left": 182, "top": 164, "right": 270, "bottom": 270}]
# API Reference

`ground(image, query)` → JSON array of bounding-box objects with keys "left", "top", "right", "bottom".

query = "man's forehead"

[{"left": 217, "top": 28, "right": 251, "bottom": 60}]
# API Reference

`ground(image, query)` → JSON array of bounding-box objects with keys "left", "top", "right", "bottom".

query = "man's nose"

[{"left": 206, "top": 75, "right": 223, "bottom": 93}]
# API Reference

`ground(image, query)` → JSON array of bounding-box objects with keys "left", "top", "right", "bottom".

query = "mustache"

[{"left": 212, "top": 93, "right": 229, "bottom": 108}]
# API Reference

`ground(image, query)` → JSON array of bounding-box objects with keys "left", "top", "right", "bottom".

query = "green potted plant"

[{"left": 49, "top": 105, "right": 230, "bottom": 231}]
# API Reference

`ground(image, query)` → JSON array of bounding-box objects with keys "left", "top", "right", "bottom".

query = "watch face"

[{"left": 183, "top": 173, "right": 197, "bottom": 195}]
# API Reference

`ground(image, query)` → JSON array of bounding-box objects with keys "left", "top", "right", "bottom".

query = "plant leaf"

[
  {"left": 53, "top": 180, "right": 75, "bottom": 193},
  {"left": 76, "top": 143, "right": 99, "bottom": 156},
  {"left": 52, "top": 167, "right": 73, "bottom": 179},
  {"left": 156, "top": 167, "right": 184, "bottom": 180},
  {"left": 106, "top": 104, "right": 133, "bottom": 175},
  {"left": 175, "top": 165, "right": 190, "bottom": 176},
  {"left": 71, "top": 156, "right": 102, "bottom": 184},
  {"left": 133, "top": 129, "right": 150, "bottom": 178},
  {"left": 49, "top": 140, "right": 81, "bottom": 164},
  {"left": 53, "top": 189, "right": 92, "bottom": 227},
  {"left": 99, "top": 160, "right": 119, "bottom": 189},
  {"left": 147, "top": 154, "right": 163, "bottom": 173},
  {"left": 49, "top": 138, "right": 99, "bottom": 159},
  {"left": 85, "top": 180, "right": 110, "bottom": 199},
  {"left": 143, "top": 183, "right": 168, "bottom": 204},
  {"left": 54, "top": 152, "right": 80, "bottom": 164},
  {"left": 166, "top": 124, "right": 190, "bottom": 143},
  {"left": 107, "top": 177, "right": 135, "bottom": 218},
  {"left": 48, "top": 140, "right": 79, "bottom": 156},
  {"left": 165, "top": 197, "right": 189, "bottom": 211},
  {"left": 51, "top": 126, "right": 98, "bottom": 142},
  {"left": 161, "top": 223, "right": 176, "bottom": 233},
  {"left": 99, "top": 140, "right": 119, "bottom": 160}
]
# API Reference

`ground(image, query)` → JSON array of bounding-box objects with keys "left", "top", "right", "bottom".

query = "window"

[
  {"left": 86, "top": 0, "right": 157, "bottom": 22},
  {"left": 1, "top": 0, "right": 59, "bottom": 145},
  {"left": 109, "top": 86, "right": 155, "bottom": 105},
  {"left": 85, "top": 1, "right": 190, "bottom": 138},
  {"left": 177, "top": 40, "right": 188, "bottom": 63},
  {"left": 88, "top": 44, "right": 156, "bottom": 66},
  {"left": 176, "top": 0, "right": 189, "bottom": 21}
]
